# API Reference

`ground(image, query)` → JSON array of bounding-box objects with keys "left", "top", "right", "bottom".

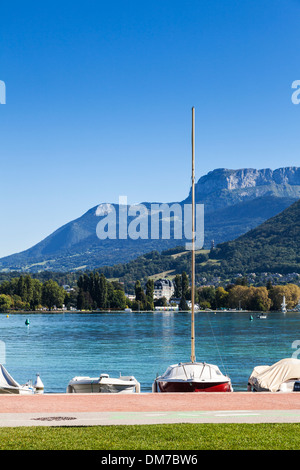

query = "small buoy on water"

[
  {"left": 6, "top": 315, "right": 9, "bottom": 318},
  {"left": 34, "top": 374, "right": 44, "bottom": 394},
  {"left": 249, "top": 315, "right": 253, "bottom": 321},
  {"left": 25, "top": 318, "right": 30, "bottom": 325}
]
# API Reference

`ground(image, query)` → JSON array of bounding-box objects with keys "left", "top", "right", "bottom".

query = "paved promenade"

[{"left": 0, "top": 392, "right": 300, "bottom": 426}]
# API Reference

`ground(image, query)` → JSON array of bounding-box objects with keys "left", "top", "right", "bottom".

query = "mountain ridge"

[
  {"left": 1, "top": 166, "right": 300, "bottom": 272},
  {"left": 97, "top": 198, "right": 300, "bottom": 291}
]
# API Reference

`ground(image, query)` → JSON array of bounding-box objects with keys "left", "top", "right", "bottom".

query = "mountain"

[
  {"left": 213, "top": 198, "right": 300, "bottom": 275},
  {"left": 0, "top": 167, "right": 299, "bottom": 272},
  {"left": 97, "top": 198, "right": 300, "bottom": 292}
]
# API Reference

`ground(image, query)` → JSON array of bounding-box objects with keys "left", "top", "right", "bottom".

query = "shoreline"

[{"left": 1, "top": 309, "right": 279, "bottom": 314}]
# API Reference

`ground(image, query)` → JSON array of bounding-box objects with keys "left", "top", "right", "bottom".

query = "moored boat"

[
  {"left": 66, "top": 373, "right": 140, "bottom": 393},
  {"left": 0, "top": 364, "right": 34, "bottom": 395},
  {"left": 153, "top": 362, "right": 232, "bottom": 393},
  {"left": 247, "top": 358, "right": 300, "bottom": 392}
]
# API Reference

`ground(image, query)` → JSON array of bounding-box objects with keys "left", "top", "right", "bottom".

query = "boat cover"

[
  {"left": 249, "top": 358, "right": 300, "bottom": 392},
  {"left": 159, "top": 362, "right": 227, "bottom": 381},
  {"left": 0, "top": 364, "right": 21, "bottom": 390}
]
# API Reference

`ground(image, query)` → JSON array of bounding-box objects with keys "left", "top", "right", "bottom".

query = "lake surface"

[{"left": 0, "top": 311, "right": 299, "bottom": 393}]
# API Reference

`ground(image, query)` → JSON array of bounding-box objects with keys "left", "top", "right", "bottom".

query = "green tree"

[
  {"left": 248, "top": 286, "right": 271, "bottom": 312},
  {"left": 174, "top": 274, "right": 182, "bottom": 298},
  {"left": 154, "top": 296, "right": 168, "bottom": 307},
  {"left": 269, "top": 284, "right": 300, "bottom": 310},
  {"left": 110, "top": 289, "right": 127, "bottom": 310},
  {"left": 98, "top": 273, "right": 108, "bottom": 309},
  {"left": 215, "top": 286, "right": 229, "bottom": 308},
  {"left": 145, "top": 279, "right": 154, "bottom": 310},
  {"left": 227, "top": 285, "right": 251, "bottom": 310},
  {"left": 24, "top": 274, "right": 33, "bottom": 304},
  {"left": 17, "top": 275, "right": 26, "bottom": 300},
  {"left": 179, "top": 271, "right": 189, "bottom": 310},
  {"left": 30, "top": 279, "right": 42, "bottom": 310},
  {"left": 42, "top": 280, "right": 65, "bottom": 310},
  {"left": 235, "top": 276, "right": 249, "bottom": 286},
  {"left": 77, "top": 288, "right": 85, "bottom": 310},
  {"left": 198, "top": 286, "right": 216, "bottom": 309},
  {"left": 135, "top": 280, "right": 146, "bottom": 305},
  {"left": 11, "top": 295, "right": 26, "bottom": 310},
  {"left": 179, "top": 296, "right": 188, "bottom": 310},
  {"left": 0, "top": 294, "right": 12, "bottom": 312},
  {"left": 181, "top": 272, "right": 189, "bottom": 299}
]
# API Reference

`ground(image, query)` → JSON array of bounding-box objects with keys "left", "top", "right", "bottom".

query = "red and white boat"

[
  {"left": 153, "top": 108, "right": 233, "bottom": 393},
  {"left": 153, "top": 362, "right": 232, "bottom": 393}
]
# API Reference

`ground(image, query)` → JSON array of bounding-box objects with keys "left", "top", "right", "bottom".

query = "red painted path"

[{"left": 0, "top": 392, "right": 299, "bottom": 414}]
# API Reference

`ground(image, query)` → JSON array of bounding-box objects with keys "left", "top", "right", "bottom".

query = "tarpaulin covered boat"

[{"left": 248, "top": 358, "right": 300, "bottom": 392}]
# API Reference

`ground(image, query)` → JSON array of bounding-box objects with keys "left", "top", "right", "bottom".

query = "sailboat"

[{"left": 152, "top": 108, "right": 233, "bottom": 393}]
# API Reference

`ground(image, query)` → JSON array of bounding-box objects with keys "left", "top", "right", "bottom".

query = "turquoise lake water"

[{"left": 0, "top": 311, "right": 299, "bottom": 393}]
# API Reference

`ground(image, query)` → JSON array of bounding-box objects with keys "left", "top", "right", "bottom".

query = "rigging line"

[{"left": 204, "top": 311, "right": 229, "bottom": 377}]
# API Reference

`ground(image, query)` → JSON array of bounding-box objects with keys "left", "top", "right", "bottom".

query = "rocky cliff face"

[{"left": 186, "top": 167, "right": 300, "bottom": 211}]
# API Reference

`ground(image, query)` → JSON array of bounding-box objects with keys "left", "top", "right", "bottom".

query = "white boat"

[
  {"left": 152, "top": 108, "right": 233, "bottom": 393},
  {"left": 0, "top": 364, "right": 34, "bottom": 395},
  {"left": 66, "top": 373, "right": 141, "bottom": 393},
  {"left": 34, "top": 373, "right": 44, "bottom": 394},
  {"left": 247, "top": 358, "right": 300, "bottom": 392},
  {"left": 281, "top": 296, "right": 287, "bottom": 313}
]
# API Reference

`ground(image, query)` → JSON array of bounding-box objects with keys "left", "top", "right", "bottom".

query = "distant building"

[
  {"left": 125, "top": 294, "right": 136, "bottom": 302},
  {"left": 153, "top": 279, "right": 174, "bottom": 301},
  {"left": 63, "top": 285, "right": 75, "bottom": 293}
]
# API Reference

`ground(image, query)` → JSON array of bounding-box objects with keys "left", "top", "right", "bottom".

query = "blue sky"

[{"left": 0, "top": 0, "right": 300, "bottom": 257}]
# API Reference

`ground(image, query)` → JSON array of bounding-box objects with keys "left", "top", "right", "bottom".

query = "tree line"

[
  {"left": 0, "top": 272, "right": 299, "bottom": 313},
  {"left": 0, "top": 275, "right": 66, "bottom": 312},
  {"left": 192, "top": 279, "right": 300, "bottom": 311},
  {"left": 77, "top": 272, "right": 128, "bottom": 310}
]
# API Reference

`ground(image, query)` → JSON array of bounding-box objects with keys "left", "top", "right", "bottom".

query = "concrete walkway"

[{"left": 0, "top": 392, "right": 299, "bottom": 427}]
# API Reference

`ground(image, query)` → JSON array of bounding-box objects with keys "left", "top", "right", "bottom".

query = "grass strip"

[{"left": 0, "top": 423, "right": 299, "bottom": 450}]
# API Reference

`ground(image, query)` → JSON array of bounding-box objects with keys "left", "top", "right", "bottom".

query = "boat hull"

[
  {"left": 66, "top": 375, "right": 140, "bottom": 394},
  {"left": 155, "top": 380, "right": 232, "bottom": 393},
  {"left": 0, "top": 386, "right": 34, "bottom": 395},
  {"left": 67, "top": 382, "right": 137, "bottom": 394}
]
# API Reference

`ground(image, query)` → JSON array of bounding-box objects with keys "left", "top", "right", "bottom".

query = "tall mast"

[{"left": 191, "top": 107, "right": 196, "bottom": 363}]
